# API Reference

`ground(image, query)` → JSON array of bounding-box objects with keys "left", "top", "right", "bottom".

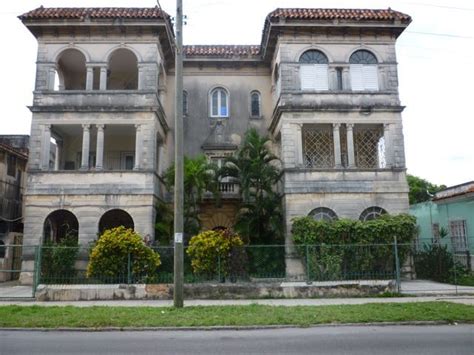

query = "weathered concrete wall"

[{"left": 35, "top": 280, "right": 395, "bottom": 301}]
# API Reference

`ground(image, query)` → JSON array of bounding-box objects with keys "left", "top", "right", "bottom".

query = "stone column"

[
  {"left": 294, "top": 123, "right": 303, "bottom": 167},
  {"left": 329, "top": 67, "right": 337, "bottom": 91},
  {"left": 333, "top": 123, "right": 342, "bottom": 168},
  {"left": 41, "top": 125, "right": 51, "bottom": 170},
  {"left": 80, "top": 124, "right": 91, "bottom": 170},
  {"left": 346, "top": 123, "right": 356, "bottom": 168},
  {"left": 95, "top": 124, "right": 105, "bottom": 170},
  {"left": 342, "top": 67, "right": 350, "bottom": 91},
  {"left": 383, "top": 123, "right": 392, "bottom": 168},
  {"left": 99, "top": 67, "right": 107, "bottom": 90},
  {"left": 138, "top": 65, "right": 145, "bottom": 90},
  {"left": 47, "top": 66, "right": 56, "bottom": 91},
  {"left": 54, "top": 141, "right": 60, "bottom": 171},
  {"left": 86, "top": 66, "right": 93, "bottom": 91},
  {"left": 134, "top": 124, "right": 142, "bottom": 170}
]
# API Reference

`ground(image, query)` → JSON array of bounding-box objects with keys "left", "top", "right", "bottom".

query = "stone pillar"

[
  {"left": 86, "top": 66, "right": 93, "bottom": 91},
  {"left": 95, "top": 124, "right": 105, "bottom": 170},
  {"left": 342, "top": 67, "right": 350, "bottom": 90},
  {"left": 138, "top": 65, "right": 145, "bottom": 90},
  {"left": 54, "top": 141, "right": 60, "bottom": 171},
  {"left": 383, "top": 123, "right": 392, "bottom": 168},
  {"left": 294, "top": 123, "right": 303, "bottom": 167},
  {"left": 80, "top": 124, "right": 91, "bottom": 170},
  {"left": 134, "top": 124, "right": 142, "bottom": 170},
  {"left": 329, "top": 67, "right": 337, "bottom": 90},
  {"left": 346, "top": 123, "right": 355, "bottom": 168},
  {"left": 333, "top": 123, "right": 342, "bottom": 168},
  {"left": 47, "top": 66, "right": 56, "bottom": 91},
  {"left": 41, "top": 125, "right": 51, "bottom": 170},
  {"left": 99, "top": 67, "right": 107, "bottom": 90}
]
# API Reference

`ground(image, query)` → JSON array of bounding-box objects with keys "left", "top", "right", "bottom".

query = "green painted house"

[{"left": 410, "top": 181, "right": 474, "bottom": 270}]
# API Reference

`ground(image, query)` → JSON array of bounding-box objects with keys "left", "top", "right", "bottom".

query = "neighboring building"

[
  {"left": 410, "top": 182, "right": 474, "bottom": 270},
  {"left": 18, "top": 6, "right": 411, "bottom": 280}
]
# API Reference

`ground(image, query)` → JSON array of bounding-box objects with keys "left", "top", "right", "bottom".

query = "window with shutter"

[
  {"left": 299, "top": 50, "right": 329, "bottom": 91},
  {"left": 350, "top": 50, "right": 379, "bottom": 91}
]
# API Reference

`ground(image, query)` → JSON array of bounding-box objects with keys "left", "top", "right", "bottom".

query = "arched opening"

[
  {"left": 107, "top": 49, "right": 138, "bottom": 90},
  {"left": 299, "top": 49, "right": 329, "bottom": 91},
  {"left": 308, "top": 207, "right": 338, "bottom": 222},
  {"left": 99, "top": 209, "right": 134, "bottom": 235},
  {"left": 43, "top": 210, "right": 79, "bottom": 244},
  {"left": 359, "top": 206, "right": 387, "bottom": 221},
  {"left": 209, "top": 87, "right": 229, "bottom": 117},
  {"left": 250, "top": 91, "right": 261, "bottom": 118},
  {"left": 349, "top": 49, "right": 379, "bottom": 91},
  {"left": 56, "top": 49, "right": 87, "bottom": 90}
]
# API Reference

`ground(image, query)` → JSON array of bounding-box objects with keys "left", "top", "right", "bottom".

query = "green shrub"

[
  {"left": 187, "top": 230, "right": 245, "bottom": 279},
  {"left": 41, "top": 235, "right": 79, "bottom": 283},
  {"left": 87, "top": 227, "right": 161, "bottom": 283},
  {"left": 291, "top": 214, "right": 417, "bottom": 280}
]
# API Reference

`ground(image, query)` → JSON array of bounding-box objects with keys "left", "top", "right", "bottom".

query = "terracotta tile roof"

[
  {"left": 19, "top": 6, "right": 168, "bottom": 20},
  {"left": 267, "top": 8, "right": 411, "bottom": 23},
  {"left": 184, "top": 45, "right": 261, "bottom": 58}
]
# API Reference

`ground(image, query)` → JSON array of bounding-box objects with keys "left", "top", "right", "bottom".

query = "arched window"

[
  {"left": 359, "top": 206, "right": 387, "bottom": 221},
  {"left": 308, "top": 207, "right": 338, "bottom": 222},
  {"left": 299, "top": 50, "right": 329, "bottom": 91},
  {"left": 210, "top": 87, "right": 229, "bottom": 117},
  {"left": 250, "top": 91, "right": 261, "bottom": 118},
  {"left": 107, "top": 49, "right": 138, "bottom": 90},
  {"left": 183, "top": 90, "right": 188, "bottom": 116},
  {"left": 43, "top": 210, "right": 79, "bottom": 243},
  {"left": 56, "top": 49, "right": 87, "bottom": 90},
  {"left": 349, "top": 50, "right": 379, "bottom": 91},
  {"left": 99, "top": 209, "right": 134, "bottom": 235}
]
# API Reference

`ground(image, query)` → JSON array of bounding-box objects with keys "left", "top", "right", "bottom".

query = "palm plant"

[{"left": 220, "top": 128, "right": 283, "bottom": 244}]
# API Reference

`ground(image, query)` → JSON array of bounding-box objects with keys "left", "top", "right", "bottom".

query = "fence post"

[
  {"left": 305, "top": 245, "right": 310, "bottom": 283},
  {"left": 127, "top": 252, "right": 131, "bottom": 284},
  {"left": 393, "top": 236, "right": 401, "bottom": 293}
]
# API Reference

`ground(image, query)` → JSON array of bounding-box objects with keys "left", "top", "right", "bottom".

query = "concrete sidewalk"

[{"left": 0, "top": 295, "right": 473, "bottom": 307}]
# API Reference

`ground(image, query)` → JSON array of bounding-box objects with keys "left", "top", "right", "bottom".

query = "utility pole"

[{"left": 173, "top": 0, "right": 184, "bottom": 308}]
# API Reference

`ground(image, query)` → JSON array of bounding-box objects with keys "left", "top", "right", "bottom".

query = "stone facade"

[{"left": 19, "top": 7, "right": 411, "bottom": 280}]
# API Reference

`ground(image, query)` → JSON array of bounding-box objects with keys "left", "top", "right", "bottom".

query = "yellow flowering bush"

[
  {"left": 187, "top": 230, "right": 244, "bottom": 276},
  {"left": 87, "top": 226, "right": 161, "bottom": 282}
]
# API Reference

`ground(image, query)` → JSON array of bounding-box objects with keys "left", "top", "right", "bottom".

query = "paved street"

[{"left": 1, "top": 325, "right": 473, "bottom": 355}]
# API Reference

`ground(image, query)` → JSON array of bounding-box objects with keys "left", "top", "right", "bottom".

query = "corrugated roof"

[
  {"left": 19, "top": 6, "right": 168, "bottom": 20},
  {"left": 184, "top": 45, "right": 261, "bottom": 58},
  {"left": 267, "top": 8, "right": 411, "bottom": 23}
]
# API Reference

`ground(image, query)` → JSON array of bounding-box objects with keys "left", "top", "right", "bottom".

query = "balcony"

[
  {"left": 204, "top": 182, "right": 240, "bottom": 200},
  {"left": 31, "top": 90, "right": 162, "bottom": 111}
]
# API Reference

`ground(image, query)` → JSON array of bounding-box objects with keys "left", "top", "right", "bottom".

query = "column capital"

[
  {"left": 332, "top": 123, "right": 341, "bottom": 129},
  {"left": 96, "top": 124, "right": 105, "bottom": 130},
  {"left": 43, "top": 124, "right": 51, "bottom": 130},
  {"left": 383, "top": 123, "right": 391, "bottom": 130},
  {"left": 82, "top": 124, "right": 91, "bottom": 130},
  {"left": 346, "top": 123, "right": 354, "bottom": 130},
  {"left": 134, "top": 124, "right": 142, "bottom": 129}
]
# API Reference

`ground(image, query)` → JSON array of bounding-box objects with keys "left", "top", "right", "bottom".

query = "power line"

[
  {"left": 401, "top": 1, "right": 474, "bottom": 12},
  {"left": 406, "top": 31, "right": 474, "bottom": 39}
]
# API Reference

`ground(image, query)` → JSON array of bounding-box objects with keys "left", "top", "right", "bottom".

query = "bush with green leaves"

[
  {"left": 291, "top": 214, "right": 417, "bottom": 280},
  {"left": 41, "top": 235, "right": 79, "bottom": 283},
  {"left": 187, "top": 230, "right": 245, "bottom": 280},
  {"left": 87, "top": 227, "right": 161, "bottom": 283}
]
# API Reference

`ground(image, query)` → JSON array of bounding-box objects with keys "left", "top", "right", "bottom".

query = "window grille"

[
  {"left": 183, "top": 90, "right": 188, "bottom": 116},
  {"left": 250, "top": 91, "right": 261, "bottom": 117},
  {"left": 354, "top": 126, "right": 383, "bottom": 168},
  {"left": 303, "top": 125, "right": 334, "bottom": 168},
  {"left": 450, "top": 220, "right": 468, "bottom": 253},
  {"left": 300, "top": 50, "right": 329, "bottom": 64},
  {"left": 309, "top": 207, "right": 338, "bottom": 221},
  {"left": 359, "top": 206, "right": 387, "bottom": 221}
]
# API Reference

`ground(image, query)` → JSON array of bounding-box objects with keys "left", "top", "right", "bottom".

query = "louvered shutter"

[
  {"left": 363, "top": 65, "right": 379, "bottom": 91},
  {"left": 350, "top": 64, "right": 364, "bottom": 90},
  {"left": 300, "top": 65, "right": 317, "bottom": 90},
  {"left": 314, "top": 64, "right": 329, "bottom": 90}
]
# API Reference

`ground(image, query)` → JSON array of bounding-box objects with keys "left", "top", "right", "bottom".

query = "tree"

[
  {"left": 163, "top": 155, "right": 219, "bottom": 237},
  {"left": 407, "top": 174, "right": 446, "bottom": 205},
  {"left": 220, "top": 128, "right": 283, "bottom": 244}
]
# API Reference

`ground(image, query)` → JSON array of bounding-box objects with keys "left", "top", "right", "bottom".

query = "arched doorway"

[
  {"left": 43, "top": 210, "right": 79, "bottom": 243},
  {"left": 98, "top": 209, "right": 134, "bottom": 234}
]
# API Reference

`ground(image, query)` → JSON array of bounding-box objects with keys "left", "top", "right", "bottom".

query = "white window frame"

[
  {"left": 209, "top": 87, "right": 229, "bottom": 118},
  {"left": 449, "top": 220, "right": 469, "bottom": 253}
]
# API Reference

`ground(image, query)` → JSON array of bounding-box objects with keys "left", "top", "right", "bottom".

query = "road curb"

[{"left": 1, "top": 321, "right": 468, "bottom": 332}]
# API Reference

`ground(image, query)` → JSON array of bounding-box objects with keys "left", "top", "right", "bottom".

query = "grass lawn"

[{"left": 0, "top": 302, "right": 473, "bottom": 328}]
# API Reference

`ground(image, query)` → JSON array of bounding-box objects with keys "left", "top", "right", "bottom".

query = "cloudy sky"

[{"left": 0, "top": 0, "right": 472, "bottom": 186}]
